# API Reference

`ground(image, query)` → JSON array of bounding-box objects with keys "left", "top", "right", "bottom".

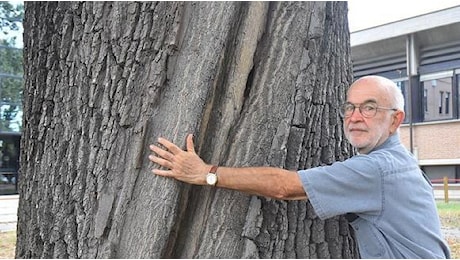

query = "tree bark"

[{"left": 17, "top": 1, "right": 356, "bottom": 258}]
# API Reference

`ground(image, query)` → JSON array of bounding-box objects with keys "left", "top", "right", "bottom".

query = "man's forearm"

[{"left": 214, "top": 166, "right": 308, "bottom": 200}]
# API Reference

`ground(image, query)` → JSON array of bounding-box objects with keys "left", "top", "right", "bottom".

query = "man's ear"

[{"left": 390, "top": 110, "right": 405, "bottom": 134}]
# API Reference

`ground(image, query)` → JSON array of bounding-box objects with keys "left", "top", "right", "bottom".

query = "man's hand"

[{"left": 149, "top": 134, "right": 211, "bottom": 185}]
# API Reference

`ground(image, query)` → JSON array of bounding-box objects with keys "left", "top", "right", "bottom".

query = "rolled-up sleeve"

[{"left": 298, "top": 155, "right": 383, "bottom": 220}]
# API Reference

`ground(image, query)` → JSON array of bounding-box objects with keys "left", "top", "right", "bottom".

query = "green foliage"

[
  {"left": 0, "top": 48, "right": 23, "bottom": 131},
  {"left": 0, "top": 1, "right": 24, "bottom": 45},
  {"left": 0, "top": 43, "right": 22, "bottom": 73},
  {"left": 0, "top": 1, "right": 24, "bottom": 132}
]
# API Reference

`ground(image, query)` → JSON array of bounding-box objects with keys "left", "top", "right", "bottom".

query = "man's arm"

[{"left": 148, "top": 134, "right": 307, "bottom": 200}]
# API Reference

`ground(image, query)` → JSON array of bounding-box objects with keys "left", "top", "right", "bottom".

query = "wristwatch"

[{"left": 206, "top": 165, "right": 218, "bottom": 186}]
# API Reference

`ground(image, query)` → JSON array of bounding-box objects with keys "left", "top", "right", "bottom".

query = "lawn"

[
  {"left": 437, "top": 200, "right": 460, "bottom": 259},
  {"left": 437, "top": 200, "right": 460, "bottom": 228},
  {"left": 0, "top": 202, "right": 459, "bottom": 259},
  {"left": 0, "top": 231, "right": 16, "bottom": 259}
]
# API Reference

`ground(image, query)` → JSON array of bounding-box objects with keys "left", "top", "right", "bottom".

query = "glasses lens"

[
  {"left": 360, "top": 103, "right": 378, "bottom": 117},
  {"left": 340, "top": 103, "right": 354, "bottom": 117}
]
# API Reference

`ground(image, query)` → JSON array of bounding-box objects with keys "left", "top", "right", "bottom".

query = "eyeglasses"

[{"left": 339, "top": 102, "right": 397, "bottom": 118}]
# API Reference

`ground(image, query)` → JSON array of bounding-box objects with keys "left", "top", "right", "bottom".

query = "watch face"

[{"left": 206, "top": 173, "right": 217, "bottom": 185}]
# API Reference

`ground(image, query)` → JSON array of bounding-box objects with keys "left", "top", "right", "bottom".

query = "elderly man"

[{"left": 149, "top": 75, "right": 451, "bottom": 258}]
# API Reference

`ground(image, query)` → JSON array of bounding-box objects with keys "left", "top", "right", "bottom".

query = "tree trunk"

[{"left": 17, "top": 1, "right": 357, "bottom": 258}]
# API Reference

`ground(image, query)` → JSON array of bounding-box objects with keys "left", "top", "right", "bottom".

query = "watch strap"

[{"left": 210, "top": 165, "right": 218, "bottom": 174}]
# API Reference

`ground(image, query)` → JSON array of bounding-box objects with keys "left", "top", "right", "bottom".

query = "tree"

[{"left": 17, "top": 1, "right": 357, "bottom": 258}]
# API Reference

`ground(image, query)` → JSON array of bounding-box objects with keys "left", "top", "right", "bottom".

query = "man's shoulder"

[
  {"left": 334, "top": 153, "right": 382, "bottom": 173},
  {"left": 367, "top": 144, "right": 419, "bottom": 174}
]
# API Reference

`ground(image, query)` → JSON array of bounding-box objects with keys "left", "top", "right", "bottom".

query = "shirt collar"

[{"left": 371, "top": 133, "right": 400, "bottom": 153}]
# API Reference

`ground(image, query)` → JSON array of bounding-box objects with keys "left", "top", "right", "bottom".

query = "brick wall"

[{"left": 400, "top": 120, "right": 460, "bottom": 161}]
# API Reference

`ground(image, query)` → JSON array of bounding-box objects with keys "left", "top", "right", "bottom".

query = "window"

[
  {"left": 445, "top": 92, "right": 450, "bottom": 114},
  {"left": 423, "top": 89, "right": 428, "bottom": 112},
  {"left": 421, "top": 74, "right": 453, "bottom": 121},
  {"left": 439, "top": 91, "right": 443, "bottom": 114}
]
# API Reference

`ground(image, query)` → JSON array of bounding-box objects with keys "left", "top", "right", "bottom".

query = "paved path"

[{"left": 0, "top": 194, "right": 18, "bottom": 232}]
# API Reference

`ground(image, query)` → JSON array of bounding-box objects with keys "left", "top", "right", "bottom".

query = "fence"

[{"left": 432, "top": 177, "right": 460, "bottom": 203}]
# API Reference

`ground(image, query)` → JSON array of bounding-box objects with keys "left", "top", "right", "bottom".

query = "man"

[{"left": 149, "top": 75, "right": 451, "bottom": 258}]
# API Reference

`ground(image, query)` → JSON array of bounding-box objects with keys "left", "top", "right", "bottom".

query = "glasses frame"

[{"left": 340, "top": 102, "right": 398, "bottom": 118}]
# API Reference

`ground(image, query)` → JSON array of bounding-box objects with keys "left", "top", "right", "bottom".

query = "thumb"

[{"left": 186, "top": 134, "right": 196, "bottom": 153}]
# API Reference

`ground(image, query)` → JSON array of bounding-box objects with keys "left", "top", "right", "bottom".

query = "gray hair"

[
  {"left": 388, "top": 80, "right": 405, "bottom": 111},
  {"left": 355, "top": 75, "right": 405, "bottom": 111}
]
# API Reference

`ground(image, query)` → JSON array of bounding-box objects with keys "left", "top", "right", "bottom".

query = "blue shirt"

[{"left": 298, "top": 134, "right": 451, "bottom": 258}]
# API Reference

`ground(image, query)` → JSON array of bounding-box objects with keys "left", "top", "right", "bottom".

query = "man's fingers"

[
  {"left": 152, "top": 169, "right": 172, "bottom": 177},
  {"left": 157, "top": 137, "right": 182, "bottom": 154},
  {"left": 186, "top": 134, "right": 196, "bottom": 153},
  {"left": 149, "top": 155, "right": 173, "bottom": 169},
  {"left": 149, "top": 144, "right": 174, "bottom": 161}
]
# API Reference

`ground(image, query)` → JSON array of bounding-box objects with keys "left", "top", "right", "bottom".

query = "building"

[{"left": 350, "top": 6, "right": 460, "bottom": 182}]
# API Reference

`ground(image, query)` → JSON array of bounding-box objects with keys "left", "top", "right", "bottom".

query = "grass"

[
  {"left": 0, "top": 202, "right": 458, "bottom": 258},
  {"left": 0, "top": 231, "right": 16, "bottom": 259},
  {"left": 437, "top": 201, "right": 460, "bottom": 258},
  {"left": 437, "top": 201, "right": 460, "bottom": 228}
]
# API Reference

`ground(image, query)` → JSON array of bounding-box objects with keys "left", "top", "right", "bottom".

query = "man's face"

[{"left": 343, "top": 80, "right": 396, "bottom": 154}]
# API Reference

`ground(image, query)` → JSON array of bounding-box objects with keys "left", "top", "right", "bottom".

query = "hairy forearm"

[
  {"left": 149, "top": 135, "right": 308, "bottom": 201},
  {"left": 214, "top": 166, "right": 308, "bottom": 200}
]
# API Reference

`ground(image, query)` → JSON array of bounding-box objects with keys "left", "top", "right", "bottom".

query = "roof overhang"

[{"left": 351, "top": 6, "right": 460, "bottom": 47}]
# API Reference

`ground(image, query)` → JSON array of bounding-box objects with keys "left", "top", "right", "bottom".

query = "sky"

[
  {"left": 348, "top": 0, "right": 460, "bottom": 32},
  {"left": 3, "top": 1, "right": 460, "bottom": 48}
]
